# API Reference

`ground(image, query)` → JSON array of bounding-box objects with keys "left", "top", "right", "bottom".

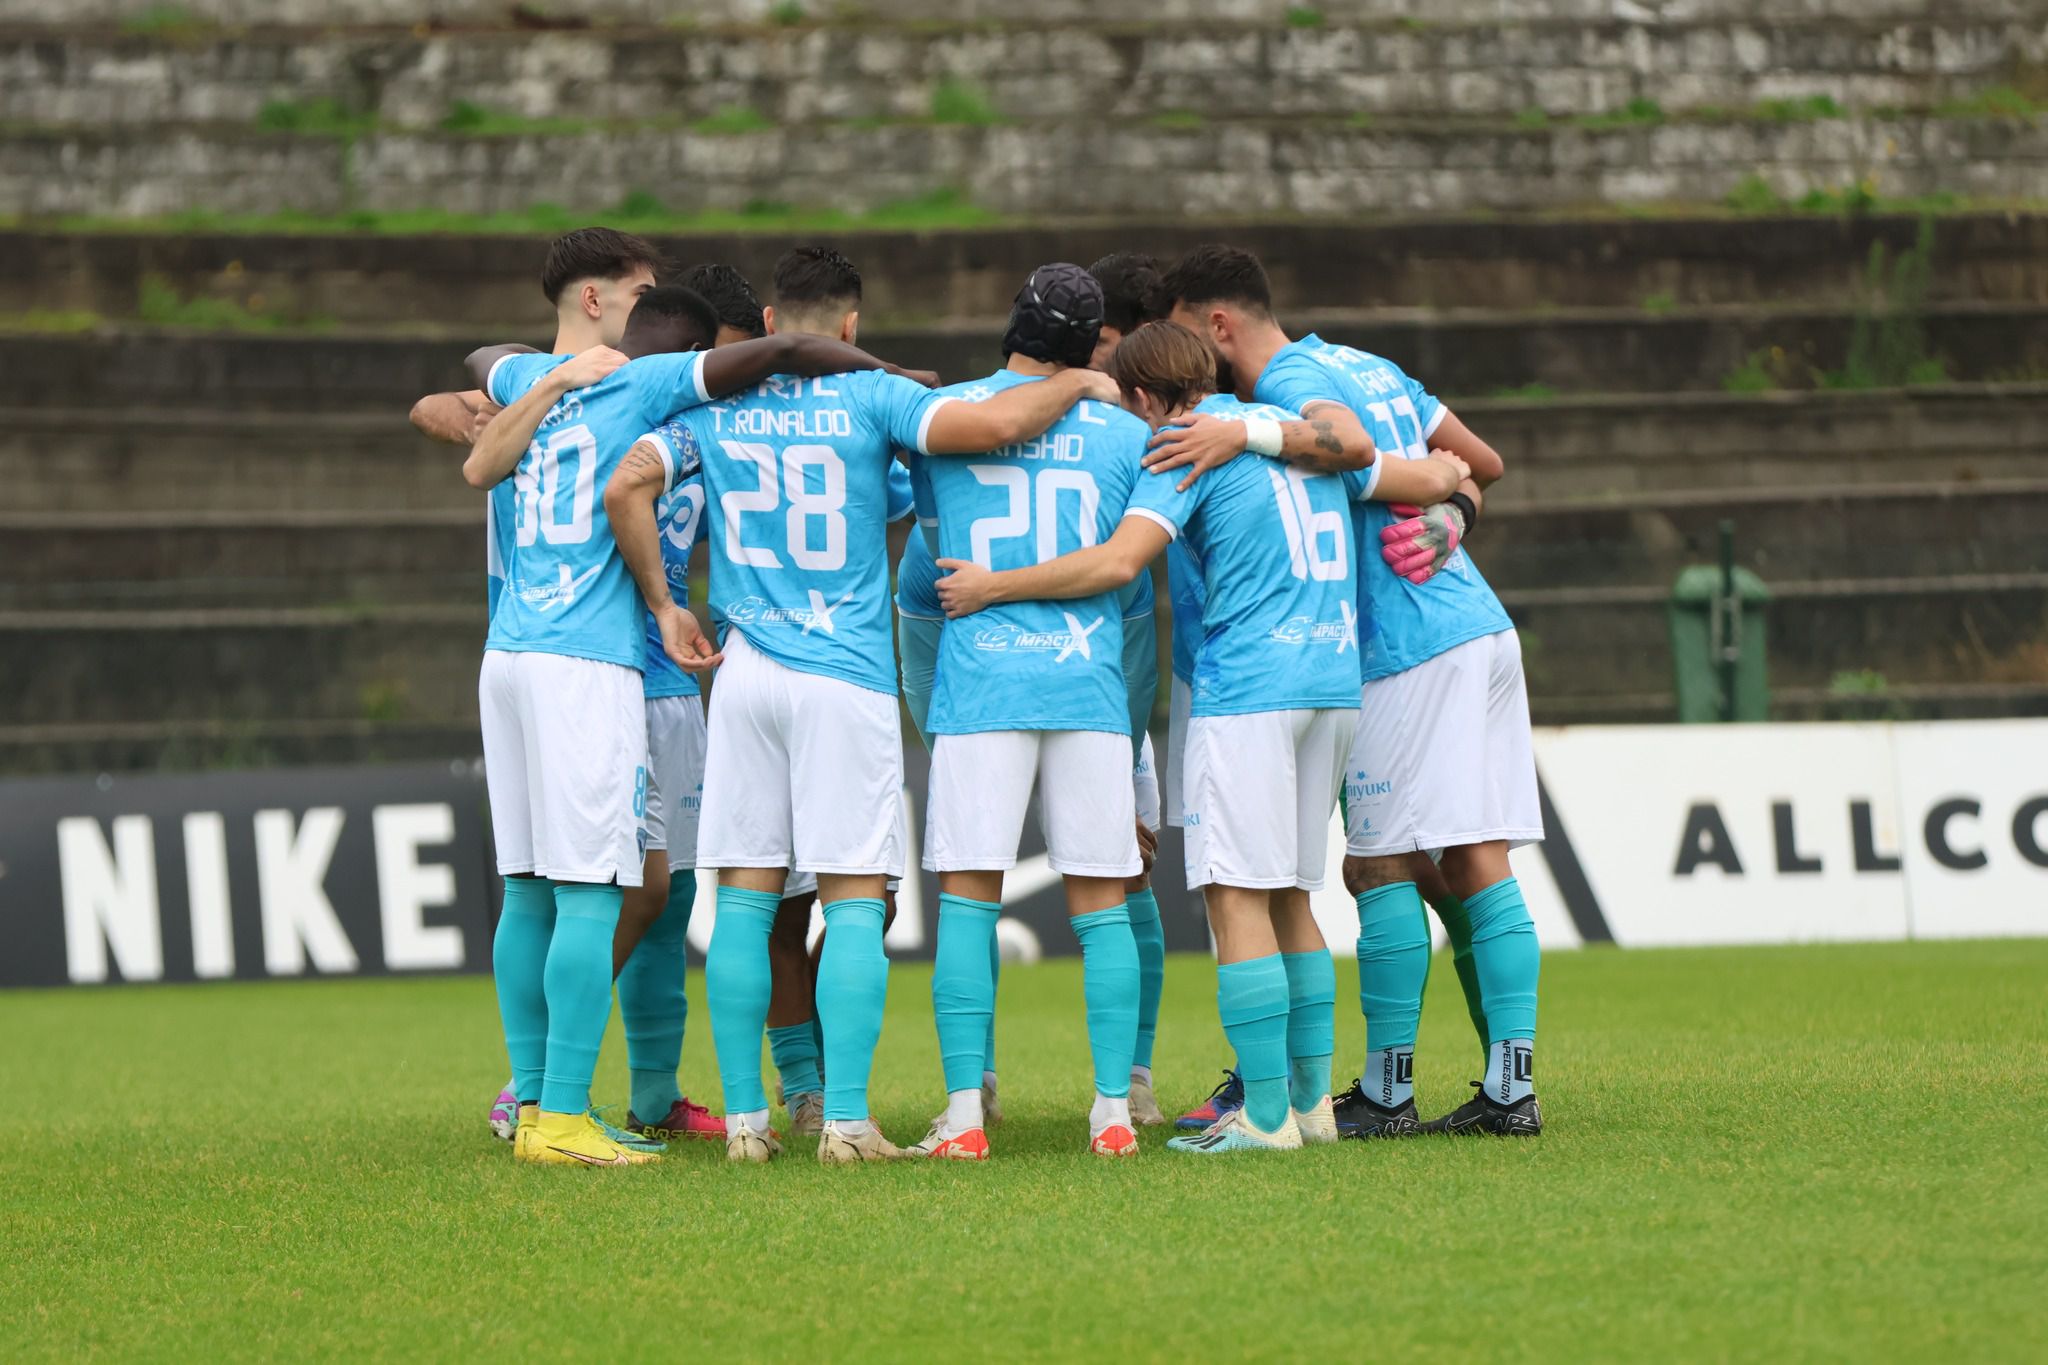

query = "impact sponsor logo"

[
  {"left": 515, "top": 562, "right": 603, "bottom": 613},
  {"left": 1268, "top": 604, "right": 1358, "bottom": 654},
  {"left": 723, "top": 591, "right": 855, "bottom": 636},
  {"left": 970, "top": 612, "right": 1104, "bottom": 663}
]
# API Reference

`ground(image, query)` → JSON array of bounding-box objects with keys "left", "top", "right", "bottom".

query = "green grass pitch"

[{"left": 6, "top": 939, "right": 2044, "bottom": 1361}]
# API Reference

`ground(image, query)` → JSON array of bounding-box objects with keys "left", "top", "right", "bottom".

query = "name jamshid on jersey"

[
  {"left": 1268, "top": 604, "right": 1358, "bottom": 653},
  {"left": 971, "top": 613, "right": 1106, "bottom": 663}
]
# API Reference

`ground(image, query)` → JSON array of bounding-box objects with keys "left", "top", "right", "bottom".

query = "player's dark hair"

[
  {"left": 1107, "top": 321, "right": 1216, "bottom": 414},
  {"left": 678, "top": 263, "right": 766, "bottom": 339},
  {"left": 772, "top": 246, "right": 862, "bottom": 312},
  {"left": 539, "top": 227, "right": 669, "bottom": 306},
  {"left": 1089, "top": 252, "right": 1166, "bottom": 336},
  {"left": 1160, "top": 243, "right": 1272, "bottom": 317},
  {"left": 618, "top": 285, "right": 720, "bottom": 357}
]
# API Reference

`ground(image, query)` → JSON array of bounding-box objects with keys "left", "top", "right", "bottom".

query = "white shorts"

[
  {"left": 698, "top": 630, "right": 905, "bottom": 878},
  {"left": 1182, "top": 707, "right": 1357, "bottom": 891},
  {"left": 1164, "top": 673, "right": 1193, "bottom": 827},
  {"left": 781, "top": 870, "right": 903, "bottom": 900},
  {"left": 1133, "top": 731, "right": 1161, "bottom": 834},
  {"left": 925, "top": 729, "right": 1141, "bottom": 878},
  {"left": 641, "top": 694, "right": 707, "bottom": 873},
  {"left": 1345, "top": 628, "right": 1544, "bottom": 857},
  {"left": 479, "top": 649, "right": 647, "bottom": 888}
]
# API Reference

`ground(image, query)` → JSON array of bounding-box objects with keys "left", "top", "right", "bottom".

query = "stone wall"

[
  {"left": 5, "top": 114, "right": 2042, "bottom": 218},
  {"left": 6, "top": 18, "right": 2041, "bottom": 127},
  {"left": 5, "top": 1, "right": 2038, "bottom": 27}
]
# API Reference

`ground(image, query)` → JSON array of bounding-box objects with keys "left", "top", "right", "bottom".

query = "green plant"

[
  {"left": 1722, "top": 348, "right": 1781, "bottom": 393},
  {"left": 929, "top": 77, "right": 1001, "bottom": 126},
  {"left": 1937, "top": 86, "right": 2037, "bottom": 118},
  {"left": 1514, "top": 107, "right": 1550, "bottom": 130},
  {"left": 256, "top": 98, "right": 376, "bottom": 138},
  {"left": 1641, "top": 291, "right": 1676, "bottom": 315},
  {"left": 1822, "top": 217, "right": 1947, "bottom": 389},
  {"left": 0, "top": 308, "right": 100, "bottom": 333},
  {"left": 1347, "top": 110, "right": 1374, "bottom": 128},
  {"left": 1285, "top": 6, "right": 1325, "bottom": 27},
  {"left": 768, "top": 0, "right": 807, "bottom": 23},
  {"left": 118, "top": 4, "right": 212, "bottom": 38},
  {"left": 1722, "top": 174, "right": 1786, "bottom": 214},
  {"left": 1575, "top": 97, "right": 1663, "bottom": 130},
  {"left": 696, "top": 104, "right": 774, "bottom": 135},
  {"left": 136, "top": 274, "right": 329, "bottom": 332},
  {"left": 1753, "top": 93, "right": 1846, "bottom": 123},
  {"left": 1152, "top": 110, "right": 1205, "bottom": 130}
]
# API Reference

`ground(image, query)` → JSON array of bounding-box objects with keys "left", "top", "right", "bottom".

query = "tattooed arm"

[
  {"left": 1140, "top": 398, "right": 1374, "bottom": 491},
  {"left": 604, "top": 437, "right": 719, "bottom": 671}
]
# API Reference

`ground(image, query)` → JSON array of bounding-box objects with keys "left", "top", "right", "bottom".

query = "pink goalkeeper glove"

[{"left": 1379, "top": 503, "right": 1465, "bottom": 583}]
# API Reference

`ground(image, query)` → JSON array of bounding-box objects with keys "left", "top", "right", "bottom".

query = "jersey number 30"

[
  {"left": 515, "top": 424, "right": 599, "bottom": 547},
  {"left": 719, "top": 441, "right": 848, "bottom": 571}
]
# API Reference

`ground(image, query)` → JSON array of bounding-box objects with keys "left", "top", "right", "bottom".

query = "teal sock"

[
  {"left": 933, "top": 894, "right": 1000, "bottom": 1095},
  {"left": 767, "top": 1023, "right": 821, "bottom": 1098},
  {"left": 492, "top": 876, "right": 556, "bottom": 1103},
  {"left": 816, "top": 899, "right": 889, "bottom": 1123},
  {"left": 1281, "top": 950, "right": 1336, "bottom": 1112},
  {"left": 1357, "top": 882, "right": 1429, "bottom": 1108},
  {"left": 1072, "top": 905, "right": 1140, "bottom": 1099},
  {"left": 1430, "top": 892, "right": 1490, "bottom": 1055},
  {"left": 984, "top": 927, "right": 1001, "bottom": 1079},
  {"left": 539, "top": 882, "right": 623, "bottom": 1115},
  {"left": 1126, "top": 888, "right": 1164, "bottom": 1071},
  {"left": 705, "top": 886, "right": 780, "bottom": 1117},
  {"left": 1216, "top": 955, "right": 1291, "bottom": 1132},
  {"left": 1467, "top": 877, "right": 1539, "bottom": 1102},
  {"left": 617, "top": 871, "right": 694, "bottom": 1121}
]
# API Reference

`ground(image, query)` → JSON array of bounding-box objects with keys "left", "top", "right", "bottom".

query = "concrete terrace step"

[
  {"left": 8, "top": 307, "right": 2048, "bottom": 414},
  {"left": 4, "top": 113, "right": 2042, "bottom": 220},
  {"left": 12, "top": 215, "right": 2045, "bottom": 325},
  {"left": 3, "top": 574, "right": 2036, "bottom": 727},
  {"left": 7, "top": 481, "right": 2042, "bottom": 610},
  {"left": 4, "top": 15, "right": 2041, "bottom": 130},
  {"left": 4, "top": 385, "right": 2043, "bottom": 515}
]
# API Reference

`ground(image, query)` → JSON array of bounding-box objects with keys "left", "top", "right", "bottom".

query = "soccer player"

[
  {"left": 604, "top": 246, "right": 1121, "bottom": 1164},
  {"left": 902, "top": 263, "right": 1147, "bottom": 1162},
  {"left": 465, "top": 284, "right": 919, "bottom": 1167},
  {"left": 677, "top": 262, "right": 768, "bottom": 347},
  {"left": 1154, "top": 244, "right": 1545, "bottom": 1138},
  {"left": 937, "top": 322, "right": 1465, "bottom": 1153},
  {"left": 409, "top": 227, "right": 672, "bottom": 1142},
  {"left": 890, "top": 253, "right": 1170, "bottom": 1131},
  {"left": 1088, "top": 252, "right": 1172, "bottom": 1127}
]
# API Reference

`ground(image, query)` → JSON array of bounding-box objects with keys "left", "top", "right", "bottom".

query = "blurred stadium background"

[
  {"left": 3, "top": 0, "right": 2044, "bottom": 980},
  {"left": 4, "top": 4, "right": 2046, "bottom": 1360}
]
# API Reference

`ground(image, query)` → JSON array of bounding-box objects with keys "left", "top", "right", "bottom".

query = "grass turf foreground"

[{"left": 3, "top": 940, "right": 2043, "bottom": 1361}]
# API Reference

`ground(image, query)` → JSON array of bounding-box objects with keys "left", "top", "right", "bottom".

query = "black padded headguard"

[{"left": 1001, "top": 263, "right": 1105, "bottom": 369}]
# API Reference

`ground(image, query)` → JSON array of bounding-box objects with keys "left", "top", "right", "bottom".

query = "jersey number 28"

[{"left": 718, "top": 440, "right": 847, "bottom": 571}]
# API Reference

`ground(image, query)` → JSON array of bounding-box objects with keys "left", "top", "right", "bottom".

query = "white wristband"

[{"left": 1241, "top": 415, "right": 1284, "bottom": 457}]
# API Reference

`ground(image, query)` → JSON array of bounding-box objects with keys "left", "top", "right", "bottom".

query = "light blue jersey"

[
  {"left": 898, "top": 489, "right": 1153, "bottom": 621},
  {"left": 1253, "top": 333, "right": 1511, "bottom": 681},
  {"left": 1126, "top": 395, "right": 1359, "bottom": 717},
  {"left": 484, "top": 349, "right": 711, "bottom": 668},
  {"left": 632, "top": 420, "right": 710, "bottom": 699},
  {"left": 485, "top": 481, "right": 517, "bottom": 620},
  {"left": 919, "top": 370, "right": 1147, "bottom": 735},
  {"left": 663, "top": 369, "right": 946, "bottom": 695},
  {"left": 1164, "top": 538, "right": 1205, "bottom": 685}
]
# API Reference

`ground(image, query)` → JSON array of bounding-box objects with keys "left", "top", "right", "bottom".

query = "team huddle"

[{"left": 411, "top": 228, "right": 1546, "bottom": 1166}]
